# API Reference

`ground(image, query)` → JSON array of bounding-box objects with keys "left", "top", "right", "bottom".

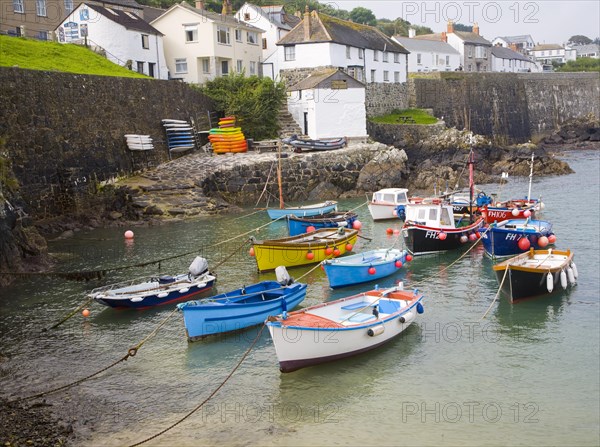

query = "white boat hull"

[
  {"left": 367, "top": 203, "right": 398, "bottom": 221},
  {"left": 266, "top": 287, "right": 423, "bottom": 372}
]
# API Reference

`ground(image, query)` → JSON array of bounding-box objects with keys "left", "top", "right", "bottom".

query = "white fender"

[
  {"left": 178, "top": 288, "right": 189, "bottom": 293},
  {"left": 560, "top": 270, "right": 567, "bottom": 290},
  {"left": 571, "top": 262, "right": 578, "bottom": 279},
  {"left": 567, "top": 268, "right": 575, "bottom": 285},
  {"left": 546, "top": 272, "right": 554, "bottom": 293},
  {"left": 367, "top": 325, "right": 385, "bottom": 337},
  {"left": 157, "top": 292, "right": 169, "bottom": 298}
]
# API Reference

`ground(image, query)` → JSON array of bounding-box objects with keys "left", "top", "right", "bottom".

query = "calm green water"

[{"left": 1, "top": 150, "right": 598, "bottom": 446}]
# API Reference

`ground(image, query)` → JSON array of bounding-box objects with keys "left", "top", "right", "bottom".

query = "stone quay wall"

[
  {"left": 367, "top": 121, "right": 447, "bottom": 147},
  {"left": 413, "top": 72, "right": 600, "bottom": 143},
  {"left": 0, "top": 67, "right": 211, "bottom": 217}
]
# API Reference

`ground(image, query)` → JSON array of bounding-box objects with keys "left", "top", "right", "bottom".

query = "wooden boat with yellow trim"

[
  {"left": 250, "top": 227, "right": 358, "bottom": 272},
  {"left": 492, "top": 248, "right": 577, "bottom": 302}
]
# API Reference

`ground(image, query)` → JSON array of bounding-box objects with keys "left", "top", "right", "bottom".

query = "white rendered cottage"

[
  {"left": 491, "top": 46, "right": 540, "bottom": 72},
  {"left": 275, "top": 8, "right": 408, "bottom": 84},
  {"left": 151, "top": 2, "right": 264, "bottom": 83},
  {"left": 393, "top": 32, "right": 460, "bottom": 72},
  {"left": 56, "top": 3, "right": 168, "bottom": 79},
  {"left": 235, "top": 3, "right": 300, "bottom": 79},
  {"left": 287, "top": 69, "right": 367, "bottom": 140}
]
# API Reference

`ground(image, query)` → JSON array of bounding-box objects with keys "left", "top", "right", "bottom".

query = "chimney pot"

[
  {"left": 441, "top": 31, "right": 447, "bottom": 42},
  {"left": 473, "top": 22, "right": 479, "bottom": 35},
  {"left": 447, "top": 20, "right": 454, "bottom": 34},
  {"left": 195, "top": 0, "right": 204, "bottom": 10}
]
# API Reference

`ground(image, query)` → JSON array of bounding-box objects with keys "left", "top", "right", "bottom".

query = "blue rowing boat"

[
  {"left": 322, "top": 248, "right": 409, "bottom": 288},
  {"left": 267, "top": 201, "right": 338, "bottom": 220},
  {"left": 286, "top": 211, "right": 358, "bottom": 236},
  {"left": 177, "top": 267, "right": 307, "bottom": 340},
  {"left": 481, "top": 219, "right": 555, "bottom": 258}
]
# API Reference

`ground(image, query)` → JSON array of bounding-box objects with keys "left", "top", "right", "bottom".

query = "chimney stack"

[
  {"left": 303, "top": 5, "right": 310, "bottom": 40},
  {"left": 408, "top": 28, "right": 416, "bottom": 38},
  {"left": 195, "top": 0, "right": 204, "bottom": 10},
  {"left": 441, "top": 31, "right": 447, "bottom": 42},
  {"left": 447, "top": 20, "right": 454, "bottom": 34},
  {"left": 473, "top": 22, "right": 479, "bottom": 35}
]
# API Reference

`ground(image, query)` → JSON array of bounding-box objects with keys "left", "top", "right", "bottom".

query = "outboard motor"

[
  {"left": 275, "top": 266, "right": 294, "bottom": 286},
  {"left": 189, "top": 256, "right": 209, "bottom": 277}
]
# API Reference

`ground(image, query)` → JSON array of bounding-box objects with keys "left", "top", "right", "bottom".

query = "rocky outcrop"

[
  {"left": 541, "top": 114, "right": 600, "bottom": 146},
  {"left": 0, "top": 152, "right": 50, "bottom": 286}
]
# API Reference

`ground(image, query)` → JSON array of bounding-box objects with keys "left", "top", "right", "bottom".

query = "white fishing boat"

[
  {"left": 367, "top": 188, "right": 411, "bottom": 220},
  {"left": 266, "top": 284, "right": 424, "bottom": 373}
]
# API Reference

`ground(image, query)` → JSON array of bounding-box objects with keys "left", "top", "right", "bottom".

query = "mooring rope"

[
  {"left": 14, "top": 307, "right": 180, "bottom": 403},
  {"left": 0, "top": 215, "right": 287, "bottom": 280},
  {"left": 480, "top": 262, "right": 510, "bottom": 320},
  {"left": 43, "top": 296, "right": 95, "bottom": 331},
  {"left": 128, "top": 324, "right": 266, "bottom": 447},
  {"left": 410, "top": 225, "right": 490, "bottom": 289}
]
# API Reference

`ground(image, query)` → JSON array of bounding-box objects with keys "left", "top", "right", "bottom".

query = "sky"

[{"left": 328, "top": 1, "right": 600, "bottom": 45}]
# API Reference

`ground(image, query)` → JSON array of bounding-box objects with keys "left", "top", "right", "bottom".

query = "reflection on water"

[{"left": 0, "top": 151, "right": 598, "bottom": 446}]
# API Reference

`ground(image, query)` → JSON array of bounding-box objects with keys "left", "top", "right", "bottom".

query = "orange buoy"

[
  {"left": 306, "top": 250, "right": 315, "bottom": 260},
  {"left": 333, "top": 248, "right": 341, "bottom": 257},
  {"left": 249, "top": 247, "right": 255, "bottom": 257},
  {"left": 82, "top": 309, "right": 90, "bottom": 317},
  {"left": 345, "top": 243, "right": 353, "bottom": 251},
  {"left": 352, "top": 220, "right": 362, "bottom": 230},
  {"left": 124, "top": 230, "right": 134, "bottom": 239}
]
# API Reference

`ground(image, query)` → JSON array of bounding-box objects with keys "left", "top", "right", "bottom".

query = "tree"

[
  {"left": 199, "top": 74, "right": 287, "bottom": 140},
  {"left": 556, "top": 57, "right": 600, "bottom": 72},
  {"left": 349, "top": 7, "right": 377, "bottom": 26},
  {"left": 568, "top": 35, "right": 592, "bottom": 45},
  {"left": 453, "top": 23, "right": 473, "bottom": 32}
]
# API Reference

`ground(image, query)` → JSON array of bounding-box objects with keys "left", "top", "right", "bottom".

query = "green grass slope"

[{"left": 0, "top": 35, "right": 148, "bottom": 78}]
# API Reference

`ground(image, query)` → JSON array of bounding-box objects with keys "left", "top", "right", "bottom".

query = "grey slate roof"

[
  {"left": 393, "top": 36, "right": 459, "bottom": 54},
  {"left": 288, "top": 68, "right": 364, "bottom": 91},
  {"left": 572, "top": 44, "right": 600, "bottom": 55},
  {"left": 532, "top": 44, "right": 563, "bottom": 51},
  {"left": 278, "top": 12, "right": 408, "bottom": 54},
  {"left": 87, "top": 3, "right": 162, "bottom": 35},
  {"left": 141, "top": 5, "right": 166, "bottom": 23},
  {"left": 454, "top": 31, "right": 492, "bottom": 45},
  {"left": 495, "top": 35, "right": 533, "bottom": 44},
  {"left": 258, "top": 4, "right": 301, "bottom": 29},
  {"left": 491, "top": 46, "right": 531, "bottom": 62},
  {"left": 95, "top": 0, "right": 143, "bottom": 10}
]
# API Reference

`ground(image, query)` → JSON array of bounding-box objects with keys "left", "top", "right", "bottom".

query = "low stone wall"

[
  {"left": 367, "top": 121, "right": 447, "bottom": 146},
  {"left": 365, "top": 82, "right": 410, "bottom": 117}
]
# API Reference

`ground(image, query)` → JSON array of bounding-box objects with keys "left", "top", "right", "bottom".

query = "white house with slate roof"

[
  {"left": 235, "top": 3, "right": 300, "bottom": 78},
  {"left": 491, "top": 46, "right": 540, "bottom": 72},
  {"left": 393, "top": 34, "right": 460, "bottom": 72},
  {"left": 287, "top": 68, "right": 366, "bottom": 139},
  {"left": 275, "top": 8, "right": 409, "bottom": 84},
  {"left": 151, "top": 2, "right": 264, "bottom": 83},
  {"left": 56, "top": 3, "right": 168, "bottom": 79},
  {"left": 492, "top": 35, "right": 535, "bottom": 55},
  {"left": 415, "top": 21, "right": 493, "bottom": 72}
]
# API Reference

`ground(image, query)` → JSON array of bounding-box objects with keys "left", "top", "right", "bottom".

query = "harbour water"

[{"left": 0, "top": 150, "right": 598, "bottom": 446}]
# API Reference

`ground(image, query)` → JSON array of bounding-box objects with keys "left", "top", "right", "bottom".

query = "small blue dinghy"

[
  {"left": 286, "top": 211, "right": 358, "bottom": 236},
  {"left": 177, "top": 267, "right": 307, "bottom": 341},
  {"left": 322, "top": 248, "right": 409, "bottom": 289}
]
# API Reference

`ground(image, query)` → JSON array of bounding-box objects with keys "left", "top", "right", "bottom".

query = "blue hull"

[
  {"left": 322, "top": 249, "right": 408, "bottom": 288},
  {"left": 267, "top": 203, "right": 337, "bottom": 220},
  {"left": 95, "top": 277, "right": 216, "bottom": 310},
  {"left": 177, "top": 281, "right": 307, "bottom": 340},
  {"left": 481, "top": 219, "right": 554, "bottom": 258},
  {"left": 286, "top": 213, "right": 357, "bottom": 236}
]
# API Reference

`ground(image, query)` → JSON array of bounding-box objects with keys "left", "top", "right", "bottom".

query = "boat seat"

[
  {"left": 361, "top": 256, "right": 382, "bottom": 263},
  {"left": 347, "top": 313, "right": 377, "bottom": 323},
  {"left": 378, "top": 299, "right": 400, "bottom": 314},
  {"left": 341, "top": 301, "right": 372, "bottom": 310}
]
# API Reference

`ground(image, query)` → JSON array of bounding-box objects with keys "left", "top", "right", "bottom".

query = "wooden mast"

[{"left": 277, "top": 140, "right": 284, "bottom": 209}]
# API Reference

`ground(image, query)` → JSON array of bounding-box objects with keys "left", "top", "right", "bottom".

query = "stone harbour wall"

[
  {"left": 414, "top": 72, "right": 600, "bottom": 143},
  {"left": 0, "top": 67, "right": 212, "bottom": 218}
]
